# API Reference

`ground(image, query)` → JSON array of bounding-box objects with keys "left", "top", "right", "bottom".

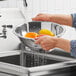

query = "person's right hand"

[{"left": 32, "top": 13, "right": 52, "bottom": 21}]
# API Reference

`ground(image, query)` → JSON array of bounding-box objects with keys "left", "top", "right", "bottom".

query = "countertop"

[{"left": 0, "top": 50, "right": 20, "bottom": 57}]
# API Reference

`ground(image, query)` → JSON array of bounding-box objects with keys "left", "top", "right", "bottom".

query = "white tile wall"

[
  {"left": 0, "top": 0, "right": 76, "bottom": 14},
  {"left": 0, "top": 0, "right": 8, "bottom": 8},
  {"left": 26, "top": 0, "right": 76, "bottom": 16},
  {"left": 0, "top": 0, "right": 21, "bottom": 8}
]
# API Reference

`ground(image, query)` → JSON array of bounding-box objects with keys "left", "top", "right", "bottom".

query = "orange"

[
  {"left": 39, "top": 29, "right": 55, "bottom": 36},
  {"left": 24, "top": 32, "right": 39, "bottom": 38}
]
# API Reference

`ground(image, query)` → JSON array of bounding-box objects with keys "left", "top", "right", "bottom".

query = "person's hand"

[
  {"left": 32, "top": 13, "right": 72, "bottom": 26},
  {"left": 35, "top": 36, "right": 57, "bottom": 51},
  {"left": 32, "top": 13, "right": 52, "bottom": 21},
  {"left": 35, "top": 36, "right": 70, "bottom": 52}
]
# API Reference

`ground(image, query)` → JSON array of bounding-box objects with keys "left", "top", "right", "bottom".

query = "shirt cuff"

[
  {"left": 71, "top": 13, "right": 76, "bottom": 27},
  {"left": 70, "top": 40, "right": 76, "bottom": 57}
]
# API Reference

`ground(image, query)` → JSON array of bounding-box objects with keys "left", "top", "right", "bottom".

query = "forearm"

[
  {"left": 32, "top": 13, "right": 73, "bottom": 26},
  {"left": 49, "top": 14, "right": 72, "bottom": 26},
  {"left": 55, "top": 38, "right": 71, "bottom": 53}
]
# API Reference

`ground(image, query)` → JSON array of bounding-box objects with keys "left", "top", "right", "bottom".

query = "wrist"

[
  {"left": 55, "top": 38, "right": 71, "bottom": 52},
  {"left": 48, "top": 14, "right": 55, "bottom": 22},
  {"left": 49, "top": 14, "right": 72, "bottom": 26}
]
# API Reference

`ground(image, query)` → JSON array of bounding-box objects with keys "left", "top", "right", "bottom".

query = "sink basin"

[
  {"left": 0, "top": 51, "right": 63, "bottom": 67},
  {"left": 0, "top": 43, "right": 75, "bottom": 76},
  {"left": 0, "top": 54, "right": 20, "bottom": 65},
  {"left": 0, "top": 49, "right": 76, "bottom": 76},
  {"left": 0, "top": 48, "right": 75, "bottom": 67}
]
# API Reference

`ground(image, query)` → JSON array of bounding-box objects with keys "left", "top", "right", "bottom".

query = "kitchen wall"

[
  {"left": 0, "top": 0, "right": 76, "bottom": 14},
  {"left": 26, "top": 0, "right": 76, "bottom": 17},
  {"left": 0, "top": 0, "right": 24, "bottom": 8},
  {"left": 0, "top": 0, "right": 16, "bottom": 8},
  {"left": 0, "top": 0, "right": 25, "bottom": 51}
]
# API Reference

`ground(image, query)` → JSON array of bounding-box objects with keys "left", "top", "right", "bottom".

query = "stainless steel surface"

[
  {"left": 23, "top": 50, "right": 75, "bottom": 61},
  {"left": 19, "top": 44, "right": 75, "bottom": 68},
  {"left": 0, "top": 48, "right": 76, "bottom": 76},
  {"left": 0, "top": 57, "right": 76, "bottom": 76},
  {"left": 29, "top": 60, "right": 76, "bottom": 76},
  {"left": 28, "top": 60, "right": 76, "bottom": 72},
  {"left": 23, "top": 0, "right": 28, "bottom": 7},
  {"left": 0, "top": 62, "right": 28, "bottom": 76},
  {"left": 14, "top": 21, "right": 65, "bottom": 51}
]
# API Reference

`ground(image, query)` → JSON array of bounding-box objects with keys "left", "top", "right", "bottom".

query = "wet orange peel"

[
  {"left": 39, "top": 29, "right": 55, "bottom": 36},
  {"left": 24, "top": 29, "right": 55, "bottom": 38},
  {"left": 24, "top": 32, "right": 38, "bottom": 38}
]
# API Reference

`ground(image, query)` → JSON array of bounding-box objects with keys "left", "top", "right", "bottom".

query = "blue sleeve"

[
  {"left": 70, "top": 40, "right": 76, "bottom": 57},
  {"left": 71, "top": 13, "right": 76, "bottom": 27}
]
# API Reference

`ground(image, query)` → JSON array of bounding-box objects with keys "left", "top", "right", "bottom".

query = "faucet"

[
  {"left": 23, "top": 0, "right": 28, "bottom": 7},
  {"left": 0, "top": 25, "right": 13, "bottom": 39}
]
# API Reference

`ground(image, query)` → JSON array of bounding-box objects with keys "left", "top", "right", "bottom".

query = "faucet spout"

[{"left": 23, "top": 0, "right": 28, "bottom": 7}]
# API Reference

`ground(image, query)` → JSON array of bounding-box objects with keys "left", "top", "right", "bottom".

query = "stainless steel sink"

[
  {"left": 0, "top": 54, "right": 20, "bottom": 65},
  {"left": 0, "top": 49, "right": 76, "bottom": 76},
  {"left": 0, "top": 49, "right": 73, "bottom": 67},
  {"left": 0, "top": 42, "right": 75, "bottom": 76}
]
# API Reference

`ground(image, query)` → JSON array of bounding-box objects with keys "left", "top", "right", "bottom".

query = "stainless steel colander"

[{"left": 14, "top": 21, "right": 65, "bottom": 51}]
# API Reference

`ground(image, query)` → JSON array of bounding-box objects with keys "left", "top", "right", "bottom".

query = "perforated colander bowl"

[{"left": 14, "top": 21, "right": 65, "bottom": 50}]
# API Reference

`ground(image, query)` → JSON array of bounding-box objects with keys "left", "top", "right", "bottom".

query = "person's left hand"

[
  {"left": 35, "top": 35, "right": 70, "bottom": 52},
  {"left": 32, "top": 13, "right": 52, "bottom": 21},
  {"left": 35, "top": 36, "right": 57, "bottom": 51}
]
